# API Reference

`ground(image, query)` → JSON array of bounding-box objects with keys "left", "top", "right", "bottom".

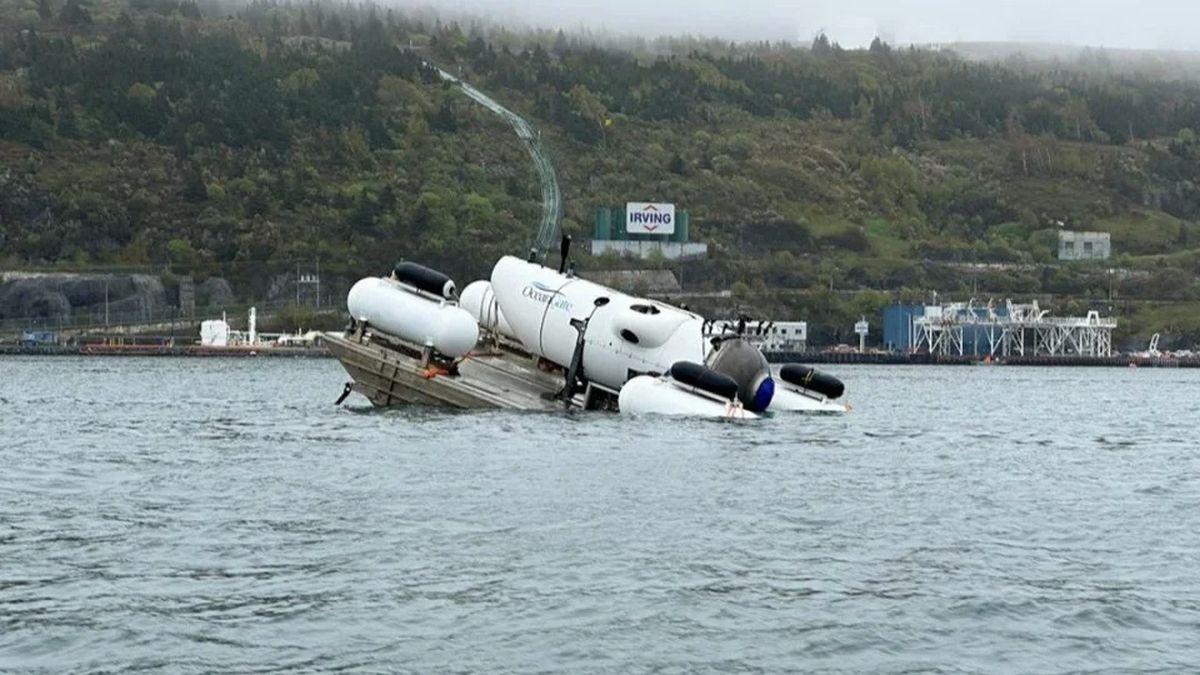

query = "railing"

[
  {"left": 0, "top": 300, "right": 301, "bottom": 336},
  {"left": 914, "top": 315, "right": 1118, "bottom": 328},
  {"left": 432, "top": 65, "right": 562, "bottom": 259}
]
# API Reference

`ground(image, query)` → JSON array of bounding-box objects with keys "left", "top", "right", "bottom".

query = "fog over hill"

[{"left": 403, "top": 0, "right": 1200, "bottom": 51}]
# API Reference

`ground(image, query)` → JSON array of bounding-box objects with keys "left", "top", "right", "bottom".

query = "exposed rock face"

[
  {"left": 197, "top": 277, "right": 235, "bottom": 307},
  {"left": 0, "top": 282, "right": 71, "bottom": 321},
  {"left": 266, "top": 273, "right": 294, "bottom": 303},
  {"left": 0, "top": 273, "right": 168, "bottom": 323}
]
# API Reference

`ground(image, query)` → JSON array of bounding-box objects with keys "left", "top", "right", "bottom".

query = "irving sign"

[{"left": 625, "top": 202, "right": 676, "bottom": 235}]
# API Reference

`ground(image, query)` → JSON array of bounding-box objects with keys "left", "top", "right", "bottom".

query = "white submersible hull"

[{"left": 328, "top": 254, "right": 848, "bottom": 418}]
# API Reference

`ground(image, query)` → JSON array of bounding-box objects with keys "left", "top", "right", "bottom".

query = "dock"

[
  {"left": 0, "top": 343, "right": 331, "bottom": 358},
  {"left": 764, "top": 351, "right": 1200, "bottom": 368}
]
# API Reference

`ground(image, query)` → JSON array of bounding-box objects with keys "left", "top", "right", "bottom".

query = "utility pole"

[{"left": 297, "top": 262, "right": 321, "bottom": 309}]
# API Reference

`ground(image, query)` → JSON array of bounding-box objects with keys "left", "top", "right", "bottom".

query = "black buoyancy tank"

[
  {"left": 393, "top": 261, "right": 457, "bottom": 300},
  {"left": 670, "top": 361, "right": 740, "bottom": 401},
  {"left": 779, "top": 364, "right": 845, "bottom": 399}
]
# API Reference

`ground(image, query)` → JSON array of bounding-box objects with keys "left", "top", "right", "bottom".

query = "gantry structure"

[{"left": 911, "top": 299, "right": 1116, "bottom": 357}]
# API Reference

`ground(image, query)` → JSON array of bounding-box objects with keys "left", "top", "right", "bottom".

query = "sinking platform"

[{"left": 323, "top": 330, "right": 578, "bottom": 410}]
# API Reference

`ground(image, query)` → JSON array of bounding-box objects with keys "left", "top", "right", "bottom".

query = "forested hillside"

[{"left": 2, "top": 0, "right": 1200, "bottom": 345}]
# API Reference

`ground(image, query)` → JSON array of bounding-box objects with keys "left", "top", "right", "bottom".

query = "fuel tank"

[{"left": 347, "top": 276, "right": 479, "bottom": 358}]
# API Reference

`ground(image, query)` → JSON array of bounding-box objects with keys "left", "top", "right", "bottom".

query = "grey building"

[{"left": 1058, "top": 231, "right": 1111, "bottom": 261}]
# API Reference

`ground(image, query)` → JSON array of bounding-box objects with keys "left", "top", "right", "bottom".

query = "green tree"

[
  {"left": 58, "top": 0, "right": 92, "bottom": 25},
  {"left": 565, "top": 84, "right": 608, "bottom": 144}
]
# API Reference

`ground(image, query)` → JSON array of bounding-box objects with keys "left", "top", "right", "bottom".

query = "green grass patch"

[
  {"left": 863, "top": 218, "right": 911, "bottom": 257},
  {"left": 1094, "top": 208, "right": 1186, "bottom": 256}
]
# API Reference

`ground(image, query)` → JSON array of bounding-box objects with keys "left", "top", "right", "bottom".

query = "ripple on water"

[{"left": 2, "top": 359, "right": 1200, "bottom": 671}]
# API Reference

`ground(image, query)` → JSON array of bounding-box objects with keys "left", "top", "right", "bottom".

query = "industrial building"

[
  {"left": 884, "top": 303, "right": 924, "bottom": 352},
  {"left": 706, "top": 319, "right": 808, "bottom": 353},
  {"left": 884, "top": 299, "right": 1116, "bottom": 357},
  {"left": 591, "top": 204, "right": 708, "bottom": 260},
  {"left": 1058, "top": 231, "right": 1111, "bottom": 261},
  {"left": 755, "top": 321, "right": 808, "bottom": 353}
]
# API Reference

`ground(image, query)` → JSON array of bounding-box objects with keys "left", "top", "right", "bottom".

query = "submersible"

[{"left": 328, "top": 241, "right": 848, "bottom": 417}]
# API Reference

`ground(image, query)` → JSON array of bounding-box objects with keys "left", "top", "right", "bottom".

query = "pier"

[
  {"left": 0, "top": 343, "right": 331, "bottom": 358},
  {"left": 911, "top": 300, "right": 1116, "bottom": 358},
  {"left": 764, "top": 351, "right": 1200, "bottom": 368}
]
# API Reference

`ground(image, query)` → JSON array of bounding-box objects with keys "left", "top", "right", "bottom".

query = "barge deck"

[{"left": 323, "top": 330, "right": 577, "bottom": 410}]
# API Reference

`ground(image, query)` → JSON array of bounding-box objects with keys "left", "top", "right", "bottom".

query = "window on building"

[{"left": 1084, "top": 241, "right": 1094, "bottom": 255}]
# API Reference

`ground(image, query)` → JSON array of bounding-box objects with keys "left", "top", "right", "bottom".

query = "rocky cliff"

[{"left": 0, "top": 273, "right": 169, "bottom": 324}]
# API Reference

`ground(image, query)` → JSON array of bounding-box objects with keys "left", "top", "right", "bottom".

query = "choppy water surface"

[{"left": 2, "top": 357, "right": 1199, "bottom": 673}]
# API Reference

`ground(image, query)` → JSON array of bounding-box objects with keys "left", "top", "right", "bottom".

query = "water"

[{"left": 2, "top": 357, "right": 1199, "bottom": 673}]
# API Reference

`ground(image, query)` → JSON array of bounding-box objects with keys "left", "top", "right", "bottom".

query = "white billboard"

[{"left": 626, "top": 202, "right": 675, "bottom": 235}]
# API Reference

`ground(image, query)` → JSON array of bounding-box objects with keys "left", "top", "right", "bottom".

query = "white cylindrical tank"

[
  {"left": 200, "top": 319, "right": 229, "bottom": 347},
  {"left": 488, "top": 256, "right": 707, "bottom": 391},
  {"left": 769, "top": 386, "right": 848, "bottom": 414},
  {"left": 618, "top": 376, "right": 758, "bottom": 419},
  {"left": 459, "top": 280, "right": 520, "bottom": 344},
  {"left": 347, "top": 277, "right": 479, "bottom": 358}
]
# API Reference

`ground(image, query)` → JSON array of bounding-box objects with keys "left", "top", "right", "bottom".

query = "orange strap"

[{"left": 420, "top": 365, "right": 450, "bottom": 379}]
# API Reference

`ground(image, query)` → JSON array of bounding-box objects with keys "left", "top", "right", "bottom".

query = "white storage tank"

[
  {"left": 459, "top": 280, "right": 520, "bottom": 345},
  {"left": 347, "top": 277, "right": 479, "bottom": 358},
  {"left": 200, "top": 320, "right": 230, "bottom": 347}
]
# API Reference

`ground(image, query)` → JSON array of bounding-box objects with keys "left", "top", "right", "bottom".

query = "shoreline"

[
  {"left": 0, "top": 344, "right": 333, "bottom": 358},
  {"left": 764, "top": 351, "right": 1200, "bottom": 368},
  {"left": 2, "top": 344, "right": 1196, "bottom": 367}
]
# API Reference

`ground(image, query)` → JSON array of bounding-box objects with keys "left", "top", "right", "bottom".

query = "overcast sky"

[{"left": 423, "top": 0, "right": 1200, "bottom": 51}]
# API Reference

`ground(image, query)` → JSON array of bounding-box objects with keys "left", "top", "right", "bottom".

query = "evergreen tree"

[
  {"left": 56, "top": 101, "right": 79, "bottom": 138},
  {"left": 179, "top": 0, "right": 201, "bottom": 20},
  {"left": 59, "top": 0, "right": 92, "bottom": 26},
  {"left": 182, "top": 163, "right": 207, "bottom": 202},
  {"left": 428, "top": 102, "right": 457, "bottom": 133},
  {"left": 552, "top": 29, "right": 569, "bottom": 56},
  {"left": 116, "top": 10, "right": 135, "bottom": 32},
  {"left": 325, "top": 13, "right": 344, "bottom": 40},
  {"left": 668, "top": 152, "right": 688, "bottom": 175}
]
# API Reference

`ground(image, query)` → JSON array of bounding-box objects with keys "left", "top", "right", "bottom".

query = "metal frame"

[{"left": 911, "top": 299, "right": 1115, "bottom": 358}]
